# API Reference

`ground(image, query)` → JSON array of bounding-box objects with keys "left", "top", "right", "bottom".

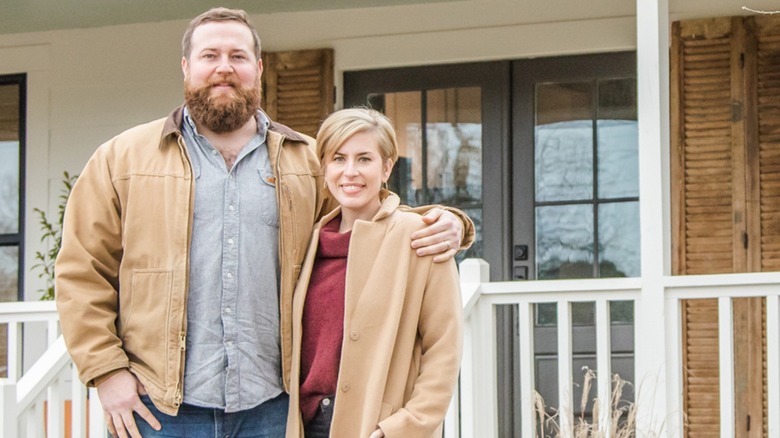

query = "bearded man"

[{"left": 55, "top": 7, "right": 473, "bottom": 438}]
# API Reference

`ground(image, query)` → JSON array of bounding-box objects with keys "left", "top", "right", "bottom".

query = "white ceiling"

[
  {"left": 0, "top": 0, "right": 460, "bottom": 36},
  {"left": 2, "top": 0, "right": 778, "bottom": 37}
]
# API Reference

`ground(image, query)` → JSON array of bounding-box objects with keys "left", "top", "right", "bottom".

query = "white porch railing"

[
  {"left": 0, "top": 301, "right": 104, "bottom": 438},
  {"left": 449, "top": 258, "right": 780, "bottom": 438},
  {"left": 5, "top": 259, "right": 780, "bottom": 437}
]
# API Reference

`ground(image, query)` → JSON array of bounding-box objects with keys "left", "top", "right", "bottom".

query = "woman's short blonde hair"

[{"left": 316, "top": 108, "right": 399, "bottom": 166}]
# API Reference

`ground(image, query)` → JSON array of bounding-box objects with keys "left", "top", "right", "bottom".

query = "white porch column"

[{"left": 635, "top": 0, "right": 673, "bottom": 436}]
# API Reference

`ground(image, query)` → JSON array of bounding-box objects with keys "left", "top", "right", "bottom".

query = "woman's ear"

[{"left": 383, "top": 159, "right": 395, "bottom": 181}]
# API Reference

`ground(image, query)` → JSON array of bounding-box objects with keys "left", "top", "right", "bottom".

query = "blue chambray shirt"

[{"left": 181, "top": 107, "right": 282, "bottom": 412}]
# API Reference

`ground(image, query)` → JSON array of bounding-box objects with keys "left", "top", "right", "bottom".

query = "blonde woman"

[{"left": 286, "top": 108, "right": 463, "bottom": 438}]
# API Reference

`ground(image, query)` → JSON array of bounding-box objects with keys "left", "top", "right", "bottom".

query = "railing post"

[
  {"left": 595, "top": 299, "right": 612, "bottom": 438},
  {"left": 557, "top": 301, "right": 573, "bottom": 434},
  {"left": 718, "top": 297, "right": 735, "bottom": 437},
  {"left": 768, "top": 294, "right": 780, "bottom": 437},
  {"left": 0, "top": 379, "right": 18, "bottom": 438},
  {"left": 71, "top": 364, "right": 88, "bottom": 438},
  {"left": 89, "top": 387, "right": 107, "bottom": 438},
  {"left": 458, "top": 258, "right": 490, "bottom": 438},
  {"left": 636, "top": 0, "right": 671, "bottom": 434}
]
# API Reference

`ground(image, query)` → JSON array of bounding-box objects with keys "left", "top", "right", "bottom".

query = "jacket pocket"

[
  {"left": 257, "top": 167, "right": 280, "bottom": 227},
  {"left": 379, "top": 402, "right": 394, "bottom": 421},
  {"left": 120, "top": 269, "right": 173, "bottom": 383}
]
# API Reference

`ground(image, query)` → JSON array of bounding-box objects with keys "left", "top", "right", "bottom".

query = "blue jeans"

[{"left": 132, "top": 392, "right": 288, "bottom": 438}]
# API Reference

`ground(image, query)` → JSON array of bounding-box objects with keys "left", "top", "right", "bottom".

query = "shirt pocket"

[{"left": 257, "top": 166, "right": 279, "bottom": 227}]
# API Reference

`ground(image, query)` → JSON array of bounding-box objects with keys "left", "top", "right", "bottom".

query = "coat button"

[
  {"left": 341, "top": 382, "right": 350, "bottom": 392},
  {"left": 350, "top": 331, "right": 360, "bottom": 341},
  {"left": 322, "top": 397, "right": 331, "bottom": 406}
]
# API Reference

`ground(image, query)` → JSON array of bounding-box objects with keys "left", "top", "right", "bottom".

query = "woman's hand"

[{"left": 368, "top": 428, "right": 385, "bottom": 438}]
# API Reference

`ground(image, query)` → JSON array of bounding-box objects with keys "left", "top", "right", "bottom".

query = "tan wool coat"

[{"left": 286, "top": 193, "right": 463, "bottom": 438}]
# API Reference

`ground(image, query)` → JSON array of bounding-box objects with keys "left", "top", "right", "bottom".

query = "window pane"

[
  {"left": 0, "top": 82, "right": 20, "bottom": 234},
  {"left": 610, "top": 300, "right": 634, "bottom": 325},
  {"left": 0, "top": 246, "right": 18, "bottom": 378},
  {"left": 379, "top": 91, "right": 424, "bottom": 205},
  {"left": 535, "top": 82, "right": 593, "bottom": 202},
  {"left": 598, "top": 201, "right": 640, "bottom": 278},
  {"left": 426, "top": 88, "right": 482, "bottom": 205},
  {"left": 379, "top": 87, "right": 484, "bottom": 261},
  {"left": 536, "top": 204, "right": 594, "bottom": 279},
  {"left": 598, "top": 79, "right": 638, "bottom": 199}
]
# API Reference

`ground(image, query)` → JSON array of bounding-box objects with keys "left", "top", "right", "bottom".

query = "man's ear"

[
  {"left": 257, "top": 58, "right": 263, "bottom": 77},
  {"left": 181, "top": 57, "right": 189, "bottom": 78}
]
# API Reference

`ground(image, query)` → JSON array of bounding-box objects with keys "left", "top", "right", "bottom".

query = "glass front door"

[{"left": 344, "top": 53, "right": 637, "bottom": 437}]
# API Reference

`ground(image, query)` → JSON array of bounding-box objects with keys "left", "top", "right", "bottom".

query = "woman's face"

[{"left": 324, "top": 131, "right": 393, "bottom": 222}]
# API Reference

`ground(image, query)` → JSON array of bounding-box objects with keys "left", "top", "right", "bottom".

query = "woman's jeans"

[
  {"left": 303, "top": 395, "right": 334, "bottom": 438},
  {"left": 131, "top": 392, "right": 288, "bottom": 438}
]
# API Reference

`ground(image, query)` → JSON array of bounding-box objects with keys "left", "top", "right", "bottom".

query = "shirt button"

[
  {"left": 225, "top": 308, "right": 232, "bottom": 314},
  {"left": 226, "top": 272, "right": 233, "bottom": 279},
  {"left": 229, "top": 205, "right": 235, "bottom": 211},
  {"left": 227, "top": 341, "right": 233, "bottom": 347},
  {"left": 341, "top": 382, "right": 350, "bottom": 392},
  {"left": 349, "top": 331, "right": 360, "bottom": 341},
  {"left": 211, "top": 150, "right": 218, "bottom": 155},
  {"left": 228, "top": 238, "right": 234, "bottom": 245}
]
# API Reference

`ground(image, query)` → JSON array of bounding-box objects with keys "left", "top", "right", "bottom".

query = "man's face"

[{"left": 182, "top": 21, "right": 263, "bottom": 133}]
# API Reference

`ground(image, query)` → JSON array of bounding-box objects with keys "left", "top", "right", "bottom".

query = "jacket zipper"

[{"left": 175, "top": 133, "right": 192, "bottom": 410}]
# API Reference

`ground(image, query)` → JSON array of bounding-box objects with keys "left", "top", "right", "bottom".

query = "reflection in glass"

[
  {"left": 610, "top": 300, "right": 634, "bottom": 325},
  {"left": 535, "top": 301, "right": 597, "bottom": 326},
  {"left": 377, "top": 87, "right": 483, "bottom": 260},
  {"left": 0, "top": 82, "right": 20, "bottom": 235},
  {"left": 0, "top": 246, "right": 18, "bottom": 378},
  {"left": 0, "top": 142, "right": 20, "bottom": 234},
  {"left": 598, "top": 201, "right": 640, "bottom": 278},
  {"left": 536, "top": 204, "right": 594, "bottom": 279},
  {"left": 535, "top": 82, "right": 593, "bottom": 202},
  {"left": 598, "top": 79, "right": 638, "bottom": 199},
  {"left": 377, "top": 91, "right": 423, "bottom": 205},
  {"left": 597, "top": 121, "right": 638, "bottom": 199},
  {"left": 0, "top": 246, "right": 18, "bottom": 301}
]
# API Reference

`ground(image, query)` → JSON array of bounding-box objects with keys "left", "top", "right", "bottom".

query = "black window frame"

[{"left": 0, "top": 73, "right": 27, "bottom": 301}]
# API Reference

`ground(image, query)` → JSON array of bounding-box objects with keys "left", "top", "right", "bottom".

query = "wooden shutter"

[
  {"left": 671, "top": 19, "right": 736, "bottom": 435},
  {"left": 755, "top": 17, "right": 780, "bottom": 436},
  {"left": 756, "top": 17, "right": 780, "bottom": 271},
  {"left": 673, "top": 15, "right": 780, "bottom": 438},
  {"left": 672, "top": 17, "right": 747, "bottom": 276},
  {"left": 262, "top": 48, "right": 334, "bottom": 138}
]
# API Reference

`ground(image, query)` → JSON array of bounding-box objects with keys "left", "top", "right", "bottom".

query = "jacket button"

[
  {"left": 350, "top": 331, "right": 360, "bottom": 341},
  {"left": 341, "top": 382, "right": 350, "bottom": 392}
]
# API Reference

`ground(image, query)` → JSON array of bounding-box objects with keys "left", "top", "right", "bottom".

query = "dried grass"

[{"left": 533, "top": 367, "right": 640, "bottom": 438}]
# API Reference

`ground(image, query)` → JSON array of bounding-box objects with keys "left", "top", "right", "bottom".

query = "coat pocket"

[
  {"left": 379, "top": 402, "right": 394, "bottom": 421},
  {"left": 120, "top": 269, "right": 173, "bottom": 383}
]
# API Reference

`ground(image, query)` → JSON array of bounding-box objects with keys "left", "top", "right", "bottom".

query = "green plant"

[{"left": 32, "top": 171, "right": 77, "bottom": 301}]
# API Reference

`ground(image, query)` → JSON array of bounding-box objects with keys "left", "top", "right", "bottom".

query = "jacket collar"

[{"left": 159, "top": 104, "right": 308, "bottom": 149}]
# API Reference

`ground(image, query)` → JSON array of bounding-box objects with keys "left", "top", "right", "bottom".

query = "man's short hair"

[{"left": 182, "top": 7, "right": 262, "bottom": 60}]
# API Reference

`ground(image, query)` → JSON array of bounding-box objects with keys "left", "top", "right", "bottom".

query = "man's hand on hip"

[{"left": 97, "top": 369, "right": 161, "bottom": 438}]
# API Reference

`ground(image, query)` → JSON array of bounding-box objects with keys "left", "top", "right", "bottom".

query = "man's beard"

[{"left": 184, "top": 74, "right": 262, "bottom": 133}]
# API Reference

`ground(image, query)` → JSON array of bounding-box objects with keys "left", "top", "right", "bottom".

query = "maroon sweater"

[{"left": 299, "top": 216, "right": 350, "bottom": 423}]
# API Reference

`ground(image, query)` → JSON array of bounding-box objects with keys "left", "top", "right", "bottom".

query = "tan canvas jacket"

[{"left": 55, "top": 106, "right": 324, "bottom": 415}]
